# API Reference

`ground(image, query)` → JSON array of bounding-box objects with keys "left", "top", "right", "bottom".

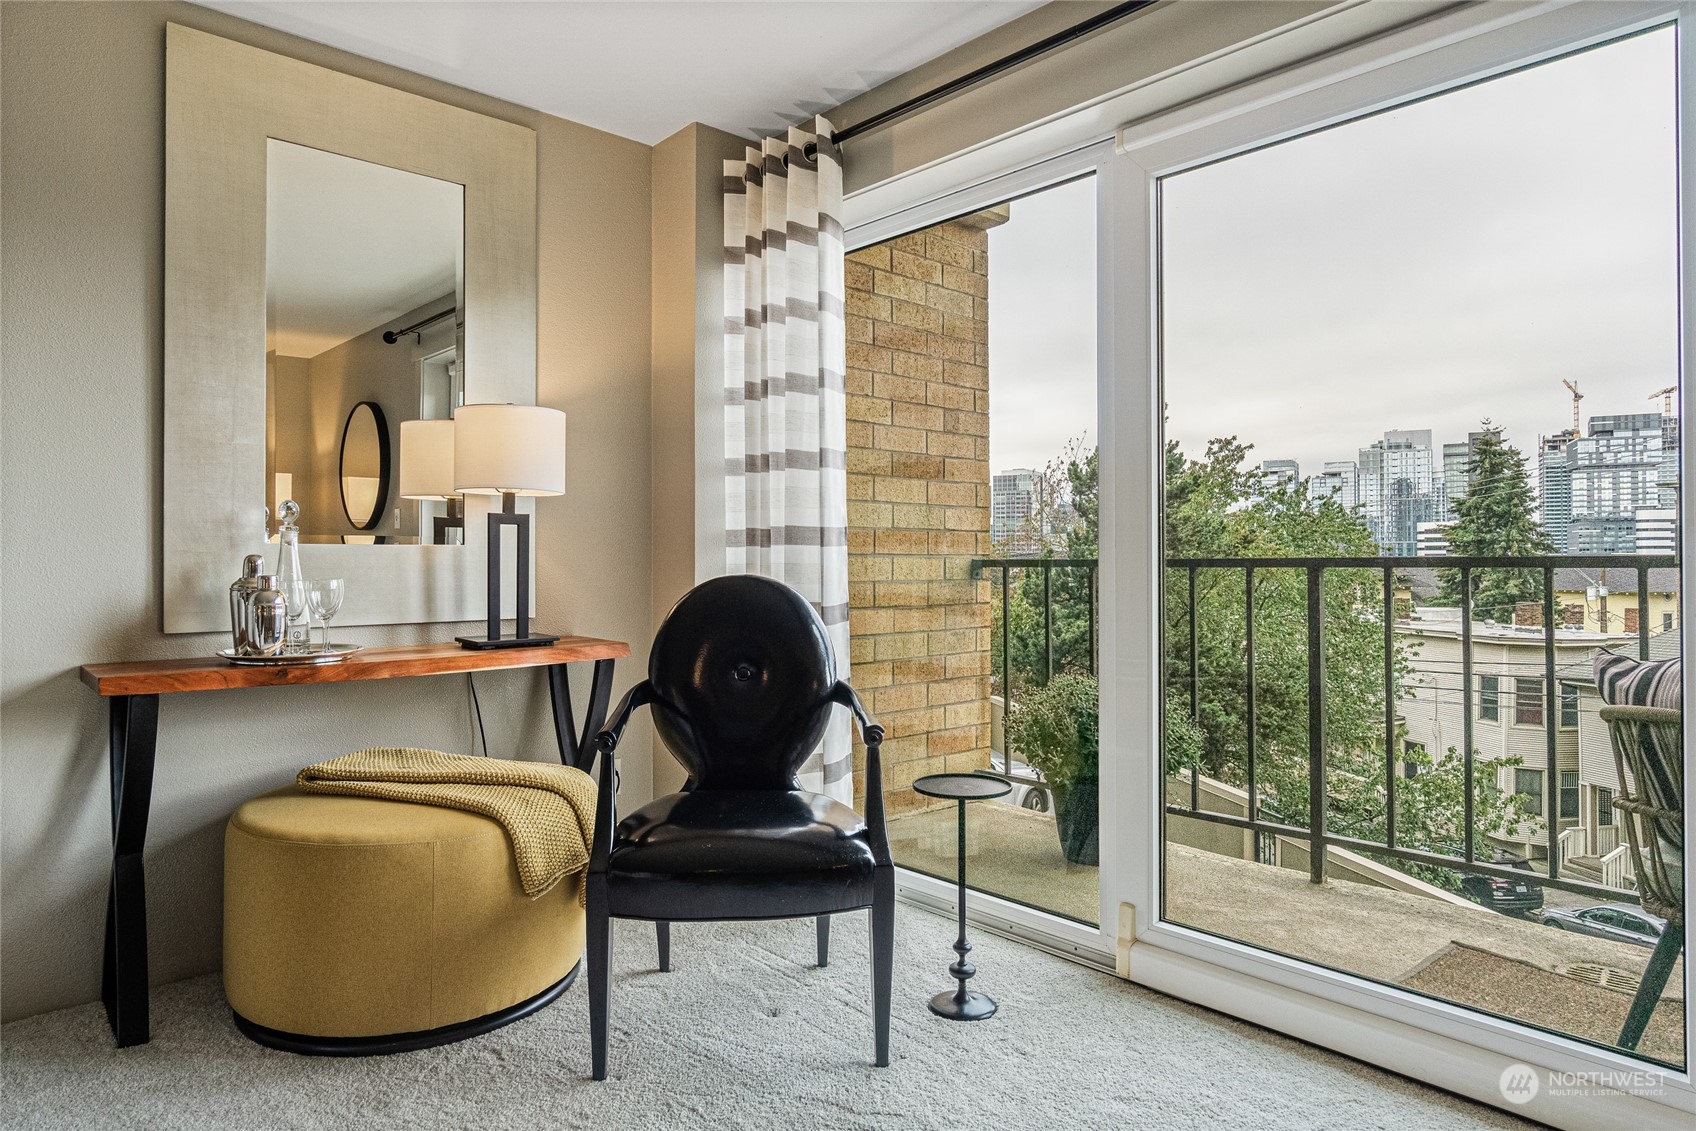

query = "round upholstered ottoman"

[{"left": 223, "top": 785, "right": 583, "bottom": 1054}]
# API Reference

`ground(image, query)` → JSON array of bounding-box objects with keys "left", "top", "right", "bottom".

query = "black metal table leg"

[
  {"left": 912, "top": 772, "right": 1009, "bottom": 1021},
  {"left": 929, "top": 797, "right": 997, "bottom": 1020},
  {"left": 1618, "top": 921, "right": 1684, "bottom": 1051},
  {"left": 549, "top": 658, "right": 617, "bottom": 771},
  {"left": 103, "top": 694, "right": 158, "bottom": 1047}
]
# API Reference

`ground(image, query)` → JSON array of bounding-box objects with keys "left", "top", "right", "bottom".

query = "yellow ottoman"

[{"left": 223, "top": 785, "right": 584, "bottom": 1054}]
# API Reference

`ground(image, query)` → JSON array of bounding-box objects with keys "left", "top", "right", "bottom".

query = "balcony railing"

[
  {"left": 972, "top": 557, "right": 1099, "bottom": 779},
  {"left": 1167, "top": 553, "right": 1677, "bottom": 903}
]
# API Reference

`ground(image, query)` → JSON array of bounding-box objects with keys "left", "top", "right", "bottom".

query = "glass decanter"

[{"left": 274, "top": 499, "right": 312, "bottom": 652}]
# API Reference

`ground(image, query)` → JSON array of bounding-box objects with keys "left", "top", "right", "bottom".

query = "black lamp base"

[{"left": 455, "top": 632, "right": 560, "bottom": 651}]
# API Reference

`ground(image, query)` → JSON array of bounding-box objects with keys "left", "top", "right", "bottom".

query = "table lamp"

[
  {"left": 451, "top": 403, "right": 566, "bottom": 649},
  {"left": 398, "top": 419, "right": 462, "bottom": 545}
]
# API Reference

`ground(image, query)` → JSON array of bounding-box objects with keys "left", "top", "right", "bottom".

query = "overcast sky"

[
  {"left": 988, "top": 176, "right": 1097, "bottom": 474},
  {"left": 1162, "top": 27, "right": 1677, "bottom": 478},
  {"left": 986, "top": 26, "right": 1677, "bottom": 483}
]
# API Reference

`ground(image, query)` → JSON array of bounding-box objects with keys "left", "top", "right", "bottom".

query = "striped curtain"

[{"left": 723, "top": 117, "right": 852, "bottom": 803}]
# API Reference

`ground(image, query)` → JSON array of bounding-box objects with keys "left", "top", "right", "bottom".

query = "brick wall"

[{"left": 843, "top": 209, "right": 1007, "bottom": 814}]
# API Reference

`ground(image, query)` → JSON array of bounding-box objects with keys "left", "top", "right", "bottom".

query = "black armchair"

[{"left": 588, "top": 575, "right": 893, "bottom": 1079}]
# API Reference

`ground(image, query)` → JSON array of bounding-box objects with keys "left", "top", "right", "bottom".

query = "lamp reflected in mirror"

[{"left": 399, "top": 418, "right": 462, "bottom": 545}]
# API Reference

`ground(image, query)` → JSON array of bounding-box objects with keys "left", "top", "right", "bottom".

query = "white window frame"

[
  {"left": 1119, "top": 4, "right": 1691, "bottom": 1127},
  {"left": 845, "top": 3, "right": 1693, "bottom": 1126},
  {"left": 849, "top": 140, "right": 1128, "bottom": 975}
]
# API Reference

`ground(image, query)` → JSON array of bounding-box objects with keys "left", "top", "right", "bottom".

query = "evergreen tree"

[{"left": 1436, "top": 423, "right": 1552, "bottom": 622}]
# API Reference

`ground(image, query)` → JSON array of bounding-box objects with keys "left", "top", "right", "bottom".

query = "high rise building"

[
  {"left": 1564, "top": 413, "right": 1663, "bottom": 553},
  {"left": 1258, "top": 459, "right": 1299, "bottom": 492},
  {"left": 1538, "top": 430, "right": 1576, "bottom": 551},
  {"left": 1658, "top": 412, "right": 1680, "bottom": 510},
  {"left": 991, "top": 468, "right": 1038, "bottom": 550},
  {"left": 1309, "top": 461, "right": 1358, "bottom": 510},
  {"left": 1415, "top": 521, "right": 1453, "bottom": 557},
  {"left": 1635, "top": 508, "right": 1677, "bottom": 555},
  {"left": 1441, "top": 441, "right": 1471, "bottom": 522},
  {"left": 1357, "top": 430, "right": 1438, "bottom": 555}
]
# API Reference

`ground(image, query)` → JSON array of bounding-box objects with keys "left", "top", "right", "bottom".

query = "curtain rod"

[
  {"left": 382, "top": 307, "right": 458, "bottom": 345},
  {"left": 813, "top": 0, "right": 1160, "bottom": 153}
]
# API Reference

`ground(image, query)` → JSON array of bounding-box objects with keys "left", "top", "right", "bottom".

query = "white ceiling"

[
  {"left": 266, "top": 139, "right": 462, "bottom": 357},
  {"left": 199, "top": 1, "right": 1044, "bottom": 145}
]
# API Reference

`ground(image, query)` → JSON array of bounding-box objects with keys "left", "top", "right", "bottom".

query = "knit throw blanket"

[{"left": 297, "top": 748, "right": 596, "bottom": 900}]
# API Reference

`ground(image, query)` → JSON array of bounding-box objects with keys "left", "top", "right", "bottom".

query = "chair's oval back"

[{"left": 648, "top": 575, "right": 837, "bottom": 790}]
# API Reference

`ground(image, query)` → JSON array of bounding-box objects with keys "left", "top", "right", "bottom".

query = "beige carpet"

[{"left": 1, "top": 906, "right": 1535, "bottom": 1131}]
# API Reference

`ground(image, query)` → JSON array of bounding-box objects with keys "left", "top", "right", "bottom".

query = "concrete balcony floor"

[{"left": 888, "top": 801, "right": 1686, "bottom": 1067}]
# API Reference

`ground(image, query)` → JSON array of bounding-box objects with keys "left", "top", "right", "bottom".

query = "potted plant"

[{"left": 1005, "top": 673, "right": 1098, "bottom": 865}]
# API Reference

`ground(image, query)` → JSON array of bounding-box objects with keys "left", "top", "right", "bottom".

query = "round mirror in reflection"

[{"left": 339, "top": 401, "right": 390, "bottom": 530}]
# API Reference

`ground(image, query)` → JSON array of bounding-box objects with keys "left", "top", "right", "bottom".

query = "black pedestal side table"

[{"left": 913, "top": 771, "right": 1013, "bottom": 1021}]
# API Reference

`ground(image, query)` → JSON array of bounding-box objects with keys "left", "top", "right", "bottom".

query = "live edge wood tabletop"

[
  {"left": 79, "top": 636, "right": 629, "bottom": 696},
  {"left": 79, "top": 635, "right": 631, "bottom": 1051}
]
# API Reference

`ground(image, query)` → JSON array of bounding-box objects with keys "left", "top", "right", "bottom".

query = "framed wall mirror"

[
  {"left": 337, "top": 402, "right": 391, "bottom": 532},
  {"left": 164, "top": 24, "right": 537, "bottom": 633}
]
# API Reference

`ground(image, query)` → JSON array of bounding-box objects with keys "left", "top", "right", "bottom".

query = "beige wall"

[
  {"left": 648, "top": 122, "right": 748, "bottom": 796},
  {"left": 0, "top": 1, "right": 653, "bottom": 1022}
]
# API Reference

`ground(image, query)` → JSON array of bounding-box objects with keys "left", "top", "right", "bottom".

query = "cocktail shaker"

[
  {"left": 247, "top": 576, "right": 288, "bottom": 658},
  {"left": 229, "top": 555, "right": 268, "bottom": 655}
]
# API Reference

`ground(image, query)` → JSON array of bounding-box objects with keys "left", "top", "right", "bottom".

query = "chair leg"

[
  {"left": 871, "top": 866, "right": 894, "bottom": 1067},
  {"left": 588, "top": 876, "right": 611, "bottom": 1081},
  {"left": 656, "top": 920, "right": 671, "bottom": 973},
  {"left": 1618, "top": 922, "right": 1684, "bottom": 1050},
  {"left": 816, "top": 914, "right": 830, "bottom": 968}
]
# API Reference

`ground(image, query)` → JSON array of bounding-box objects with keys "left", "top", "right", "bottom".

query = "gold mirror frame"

[{"left": 163, "top": 24, "right": 536, "bottom": 633}]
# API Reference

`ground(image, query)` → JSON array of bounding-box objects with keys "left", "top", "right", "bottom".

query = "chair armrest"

[
  {"left": 829, "top": 681, "right": 885, "bottom": 747},
  {"left": 832, "top": 682, "right": 891, "bottom": 866},
  {"left": 590, "top": 681, "right": 655, "bottom": 874}
]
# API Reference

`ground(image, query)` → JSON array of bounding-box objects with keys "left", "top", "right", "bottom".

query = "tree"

[
  {"left": 1164, "top": 437, "right": 1396, "bottom": 840},
  {"left": 990, "top": 437, "right": 1098, "bottom": 694},
  {"left": 1377, "top": 743, "right": 1532, "bottom": 891},
  {"left": 1437, "top": 423, "right": 1552, "bottom": 622},
  {"left": 991, "top": 431, "right": 1523, "bottom": 880}
]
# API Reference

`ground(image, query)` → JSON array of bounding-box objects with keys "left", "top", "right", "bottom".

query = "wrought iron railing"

[
  {"left": 972, "top": 558, "right": 1099, "bottom": 780},
  {"left": 1166, "top": 553, "right": 1676, "bottom": 903},
  {"left": 973, "top": 557, "right": 1099, "bottom": 688}
]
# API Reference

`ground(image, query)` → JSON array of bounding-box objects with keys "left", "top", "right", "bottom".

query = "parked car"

[
  {"left": 1457, "top": 851, "right": 1544, "bottom": 916},
  {"left": 989, "top": 752, "right": 1055, "bottom": 814},
  {"left": 1534, "top": 903, "right": 1666, "bottom": 948}
]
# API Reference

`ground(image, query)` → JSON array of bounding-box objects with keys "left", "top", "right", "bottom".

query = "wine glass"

[{"left": 305, "top": 579, "right": 345, "bottom": 653}]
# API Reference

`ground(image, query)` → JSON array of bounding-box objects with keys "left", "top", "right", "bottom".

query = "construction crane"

[
  {"left": 1649, "top": 385, "right": 1676, "bottom": 417},
  {"left": 1562, "top": 379, "right": 1583, "bottom": 434}
]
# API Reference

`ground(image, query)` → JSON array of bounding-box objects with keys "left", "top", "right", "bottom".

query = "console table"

[{"left": 79, "top": 636, "right": 630, "bottom": 1048}]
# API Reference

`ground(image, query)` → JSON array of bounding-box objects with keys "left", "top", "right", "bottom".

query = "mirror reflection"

[
  {"left": 264, "top": 139, "right": 464, "bottom": 545},
  {"left": 338, "top": 401, "right": 389, "bottom": 530}
]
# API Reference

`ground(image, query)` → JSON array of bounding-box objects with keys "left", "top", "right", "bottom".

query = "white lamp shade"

[
  {"left": 398, "top": 419, "right": 457, "bottom": 499},
  {"left": 453, "top": 404, "right": 566, "bottom": 496}
]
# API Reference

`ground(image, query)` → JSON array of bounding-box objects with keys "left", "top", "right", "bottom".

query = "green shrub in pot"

[{"left": 1005, "top": 673, "right": 1098, "bottom": 865}]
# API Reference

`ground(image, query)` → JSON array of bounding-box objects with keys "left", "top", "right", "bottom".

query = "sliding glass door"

[
  {"left": 849, "top": 1, "right": 1692, "bottom": 1117},
  {"left": 843, "top": 153, "right": 1112, "bottom": 952},
  {"left": 1156, "top": 23, "right": 1684, "bottom": 1069}
]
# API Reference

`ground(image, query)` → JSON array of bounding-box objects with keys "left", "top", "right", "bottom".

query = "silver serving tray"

[{"left": 217, "top": 643, "right": 363, "bottom": 666}]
